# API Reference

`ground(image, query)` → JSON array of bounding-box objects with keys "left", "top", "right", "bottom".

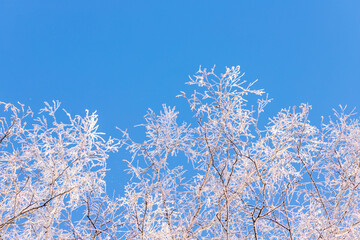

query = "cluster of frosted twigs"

[{"left": 1, "top": 67, "right": 359, "bottom": 239}]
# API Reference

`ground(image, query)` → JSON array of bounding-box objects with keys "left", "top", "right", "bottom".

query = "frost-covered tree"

[
  {"left": 0, "top": 101, "right": 122, "bottom": 239},
  {"left": 1, "top": 66, "right": 360, "bottom": 239},
  {"left": 119, "top": 66, "right": 360, "bottom": 239}
]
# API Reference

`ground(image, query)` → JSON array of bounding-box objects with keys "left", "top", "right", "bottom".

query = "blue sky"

[{"left": 1, "top": 1, "right": 359, "bottom": 193}]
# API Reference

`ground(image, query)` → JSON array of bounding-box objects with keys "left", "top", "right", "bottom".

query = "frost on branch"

[
  {"left": 119, "top": 66, "right": 360, "bottom": 239},
  {"left": 0, "top": 101, "right": 122, "bottom": 239},
  {"left": 1, "top": 66, "right": 360, "bottom": 239}
]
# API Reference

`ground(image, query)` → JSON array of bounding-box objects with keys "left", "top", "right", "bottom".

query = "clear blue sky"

[{"left": 1, "top": 1, "right": 359, "bottom": 193}]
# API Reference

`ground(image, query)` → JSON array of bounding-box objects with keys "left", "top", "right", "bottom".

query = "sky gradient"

[{"left": 1, "top": 0, "right": 359, "bottom": 193}]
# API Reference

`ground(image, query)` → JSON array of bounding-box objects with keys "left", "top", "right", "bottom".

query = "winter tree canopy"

[{"left": 1, "top": 66, "right": 360, "bottom": 239}]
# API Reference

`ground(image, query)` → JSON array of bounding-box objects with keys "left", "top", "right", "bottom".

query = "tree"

[
  {"left": 119, "top": 66, "right": 360, "bottom": 239},
  {"left": 0, "top": 101, "right": 122, "bottom": 239},
  {"left": 1, "top": 66, "right": 360, "bottom": 239}
]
